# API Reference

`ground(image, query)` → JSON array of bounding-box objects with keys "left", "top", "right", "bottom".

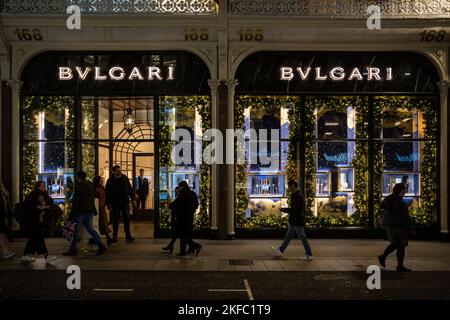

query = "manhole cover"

[{"left": 229, "top": 259, "right": 254, "bottom": 266}]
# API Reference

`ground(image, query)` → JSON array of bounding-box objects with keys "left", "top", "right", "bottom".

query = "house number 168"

[{"left": 14, "top": 28, "right": 43, "bottom": 41}]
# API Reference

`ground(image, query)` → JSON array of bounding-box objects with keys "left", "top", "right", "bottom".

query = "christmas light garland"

[
  {"left": 158, "top": 96, "right": 211, "bottom": 229},
  {"left": 373, "top": 96, "right": 437, "bottom": 226}
]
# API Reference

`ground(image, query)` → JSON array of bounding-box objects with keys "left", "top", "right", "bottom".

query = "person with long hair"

[
  {"left": 22, "top": 181, "right": 57, "bottom": 263},
  {"left": 93, "top": 175, "right": 115, "bottom": 245}
]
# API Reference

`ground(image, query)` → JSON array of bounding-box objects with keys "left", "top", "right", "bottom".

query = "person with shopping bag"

[{"left": 63, "top": 171, "right": 106, "bottom": 256}]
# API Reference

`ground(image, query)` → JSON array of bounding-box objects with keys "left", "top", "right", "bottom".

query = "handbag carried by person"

[{"left": 62, "top": 218, "right": 78, "bottom": 242}]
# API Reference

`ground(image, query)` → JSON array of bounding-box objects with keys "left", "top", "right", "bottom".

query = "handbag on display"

[{"left": 62, "top": 219, "right": 78, "bottom": 242}]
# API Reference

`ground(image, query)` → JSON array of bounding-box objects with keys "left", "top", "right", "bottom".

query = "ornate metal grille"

[
  {"left": 229, "top": 0, "right": 450, "bottom": 17},
  {"left": 1, "top": 0, "right": 219, "bottom": 14}
]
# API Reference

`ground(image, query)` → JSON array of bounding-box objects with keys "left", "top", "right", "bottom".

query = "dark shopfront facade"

[
  {"left": 233, "top": 51, "right": 441, "bottom": 238},
  {"left": 15, "top": 50, "right": 443, "bottom": 239},
  {"left": 19, "top": 51, "right": 213, "bottom": 238}
]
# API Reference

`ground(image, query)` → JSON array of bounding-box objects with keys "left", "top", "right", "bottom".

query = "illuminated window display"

[
  {"left": 158, "top": 96, "right": 211, "bottom": 229},
  {"left": 20, "top": 51, "right": 212, "bottom": 236},
  {"left": 376, "top": 99, "right": 436, "bottom": 225},
  {"left": 234, "top": 52, "right": 439, "bottom": 231},
  {"left": 22, "top": 96, "right": 75, "bottom": 206}
]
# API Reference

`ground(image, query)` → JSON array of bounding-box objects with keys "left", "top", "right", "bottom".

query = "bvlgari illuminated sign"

[
  {"left": 280, "top": 67, "right": 392, "bottom": 81},
  {"left": 58, "top": 66, "right": 175, "bottom": 81}
]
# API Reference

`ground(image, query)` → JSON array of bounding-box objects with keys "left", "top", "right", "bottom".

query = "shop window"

[
  {"left": 311, "top": 100, "right": 360, "bottom": 222},
  {"left": 158, "top": 96, "right": 211, "bottom": 230},
  {"left": 376, "top": 96, "right": 437, "bottom": 226},
  {"left": 234, "top": 96, "right": 298, "bottom": 228},
  {"left": 22, "top": 96, "right": 75, "bottom": 203}
]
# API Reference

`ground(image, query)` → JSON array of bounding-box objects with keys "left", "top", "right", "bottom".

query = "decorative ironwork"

[
  {"left": 229, "top": 0, "right": 450, "bottom": 17},
  {"left": 2, "top": 0, "right": 218, "bottom": 14}
]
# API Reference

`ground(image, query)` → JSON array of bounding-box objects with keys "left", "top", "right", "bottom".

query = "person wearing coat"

[
  {"left": 169, "top": 181, "right": 201, "bottom": 257},
  {"left": 378, "top": 183, "right": 414, "bottom": 273},
  {"left": 162, "top": 186, "right": 181, "bottom": 253},
  {"left": 105, "top": 165, "right": 135, "bottom": 242},
  {"left": 63, "top": 171, "right": 106, "bottom": 256},
  {"left": 0, "top": 182, "right": 15, "bottom": 259},
  {"left": 136, "top": 169, "right": 149, "bottom": 210},
  {"left": 93, "top": 176, "right": 115, "bottom": 245},
  {"left": 272, "top": 180, "right": 313, "bottom": 261},
  {"left": 21, "top": 181, "right": 57, "bottom": 264}
]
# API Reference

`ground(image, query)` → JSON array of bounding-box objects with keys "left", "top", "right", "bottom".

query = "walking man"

[
  {"left": 272, "top": 180, "right": 313, "bottom": 261},
  {"left": 378, "top": 183, "right": 414, "bottom": 272},
  {"left": 105, "top": 165, "right": 135, "bottom": 242},
  {"left": 136, "top": 169, "right": 149, "bottom": 210},
  {"left": 63, "top": 171, "right": 106, "bottom": 256}
]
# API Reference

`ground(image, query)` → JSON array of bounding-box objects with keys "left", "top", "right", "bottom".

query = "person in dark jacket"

[
  {"left": 378, "top": 183, "right": 414, "bottom": 272},
  {"left": 169, "top": 181, "right": 201, "bottom": 257},
  {"left": 63, "top": 171, "right": 106, "bottom": 256},
  {"left": 105, "top": 165, "right": 135, "bottom": 242},
  {"left": 22, "top": 181, "right": 57, "bottom": 264},
  {"left": 272, "top": 180, "right": 313, "bottom": 261},
  {"left": 136, "top": 169, "right": 149, "bottom": 210},
  {"left": 162, "top": 186, "right": 181, "bottom": 253}
]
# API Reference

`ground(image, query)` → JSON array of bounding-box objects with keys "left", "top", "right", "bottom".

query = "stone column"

[
  {"left": 7, "top": 79, "right": 22, "bottom": 205},
  {"left": 438, "top": 80, "right": 449, "bottom": 236},
  {"left": 208, "top": 79, "right": 220, "bottom": 238},
  {"left": 226, "top": 79, "right": 238, "bottom": 239}
]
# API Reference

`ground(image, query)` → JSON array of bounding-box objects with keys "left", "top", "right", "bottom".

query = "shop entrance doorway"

[{"left": 93, "top": 96, "right": 156, "bottom": 238}]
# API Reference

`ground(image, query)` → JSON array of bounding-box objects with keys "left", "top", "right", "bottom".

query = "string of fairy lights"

[
  {"left": 21, "top": 94, "right": 437, "bottom": 230},
  {"left": 158, "top": 96, "right": 211, "bottom": 230},
  {"left": 235, "top": 95, "right": 437, "bottom": 229}
]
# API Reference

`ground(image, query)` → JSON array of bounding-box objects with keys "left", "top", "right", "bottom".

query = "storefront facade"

[
  {"left": 234, "top": 51, "right": 440, "bottom": 236},
  {"left": 18, "top": 51, "right": 212, "bottom": 236},
  {"left": 0, "top": 0, "right": 449, "bottom": 239}
]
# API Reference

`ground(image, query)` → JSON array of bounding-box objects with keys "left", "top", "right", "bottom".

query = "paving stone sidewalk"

[{"left": 1, "top": 238, "right": 450, "bottom": 272}]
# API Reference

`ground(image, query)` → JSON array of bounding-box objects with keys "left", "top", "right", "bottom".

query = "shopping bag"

[{"left": 62, "top": 219, "right": 78, "bottom": 242}]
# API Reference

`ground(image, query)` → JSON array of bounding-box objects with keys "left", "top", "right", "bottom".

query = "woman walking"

[
  {"left": 378, "top": 183, "right": 414, "bottom": 272},
  {"left": 22, "top": 181, "right": 57, "bottom": 264},
  {"left": 93, "top": 176, "right": 115, "bottom": 245}
]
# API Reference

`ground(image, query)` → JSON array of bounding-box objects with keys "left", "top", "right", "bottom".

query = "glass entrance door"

[
  {"left": 133, "top": 153, "right": 155, "bottom": 213},
  {"left": 81, "top": 96, "right": 156, "bottom": 237}
]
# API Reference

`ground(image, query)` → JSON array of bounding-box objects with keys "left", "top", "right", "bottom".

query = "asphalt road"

[{"left": 1, "top": 270, "right": 450, "bottom": 300}]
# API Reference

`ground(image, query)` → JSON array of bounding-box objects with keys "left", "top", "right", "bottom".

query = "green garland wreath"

[
  {"left": 234, "top": 96, "right": 298, "bottom": 229},
  {"left": 373, "top": 96, "right": 437, "bottom": 226},
  {"left": 158, "top": 96, "right": 211, "bottom": 229},
  {"left": 22, "top": 96, "right": 75, "bottom": 197}
]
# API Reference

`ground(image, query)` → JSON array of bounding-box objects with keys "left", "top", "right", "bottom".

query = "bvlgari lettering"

[
  {"left": 59, "top": 66, "right": 175, "bottom": 81},
  {"left": 280, "top": 67, "right": 393, "bottom": 81}
]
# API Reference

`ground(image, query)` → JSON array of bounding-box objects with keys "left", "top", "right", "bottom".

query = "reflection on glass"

[{"left": 383, "top": 108, "right": 423, "bottom": 139}]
